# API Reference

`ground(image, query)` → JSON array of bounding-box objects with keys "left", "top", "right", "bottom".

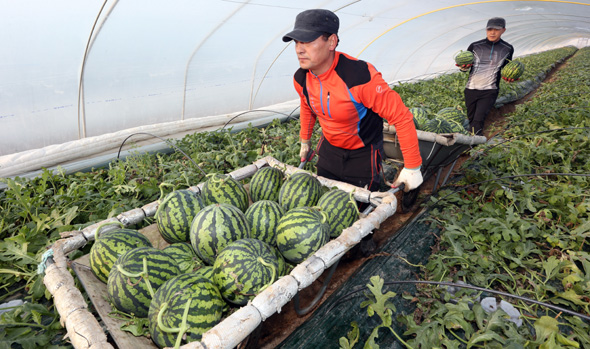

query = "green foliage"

[
  {"left": 339, "top": 276, "right": 409, "bottom": 349},
  {"left": 1, "top": 47, "right": 588, "bottom": 346},
  {"left": 403, "top": 47, "right": 590, "bottom": 347}
]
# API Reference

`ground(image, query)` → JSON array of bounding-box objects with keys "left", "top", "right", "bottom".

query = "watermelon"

[
  {"left": 194, "top": 265, "right": 215, "bottom": 279},
  {"left": 436, "top": 107, "right": 467, "bottom": 125},
  {"left": 448, "top": 120, "right": 468, "bottom": 134},
  {"left": 317, "top": 189, "right": 359, "bottom": 238},
  {"left": 463, "top": 118, "right": 472, "bottom": 132},
  {"left": 155, "top": 189, "right": 204, "bottom": 243},
  {"left": 422, "top": 117, "right": 455, "bottom": 134},
  {"left": 213, "top": 238, "right": 279, "bottom": 306},
  {"left": 271, "top": 245, "right": 290, "bottom": 277},
  {"left": 162, "top": 243, "right": 203, "bottom": 274},
  {"left": 454, "top": 50, "right": 474, "bottom": 65},
  {"left": 148, "top": 273, "right": 225, "bottom": 348},
  {"left": 201, "top": 173, "right": 250, "bottom": 212},
  {"left": 502, "top": 60, "right": 525, "bottom": 80},
  {"left": 276, "top": 207, "right": 331, "bottom": 264},
  {"left": 278, "top": 172, "right": 322, "bottom": 211},
  {"left": 107, "top": 247, "right": 180, "bottom": 317},
  {"left": 409, "top": 107, "right": 429, "bottom": 130},
  {"left": 245, "top": 200, "right": 284, "bottom": 246},
  {"left": 190, "top": 203, "right": 250, "bottom": 265},
  {"left": 89, "top": 222, "right": 152, "bottom": 284},
  {"left": 249, "top": 166, "right": 285, "bottom": 202}
]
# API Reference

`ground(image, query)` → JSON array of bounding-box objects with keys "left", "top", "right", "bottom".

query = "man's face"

[
  {"left": 294, "top": 34, "right": 336, "bottom": 75},
  {"left": 486, "top": 28, "right": 506, "bottom": 42}
]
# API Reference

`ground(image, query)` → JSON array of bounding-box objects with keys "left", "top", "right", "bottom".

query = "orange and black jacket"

[{"left": 294, "top": 51, "right": 422, "bottom": 169}]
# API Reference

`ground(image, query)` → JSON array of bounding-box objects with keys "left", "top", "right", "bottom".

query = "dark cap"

[
  {"left": 486, "top": 17, "right": 506, "bottom": 29},
  {"left": 282, "top": 9, "right": 339, "bottom": 43}
]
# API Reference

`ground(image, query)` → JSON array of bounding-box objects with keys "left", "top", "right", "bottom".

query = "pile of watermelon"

[
  {"left": 409, "top": 106, "right": 472, "bottom": 134},
  {"left": 88, "top": 166, "right": 360, "bottom": 348}
]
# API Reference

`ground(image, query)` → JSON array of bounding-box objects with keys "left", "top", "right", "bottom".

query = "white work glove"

[
  {"left": 300, "top": 140, "right": 311, "bottom": 162},
  {"left": 393, "top": 167, "right": 423, "bottom": 192}
]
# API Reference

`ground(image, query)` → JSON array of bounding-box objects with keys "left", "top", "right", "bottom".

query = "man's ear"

[{"left": 329, "top": 34, "right": 338, "bottom": 49}]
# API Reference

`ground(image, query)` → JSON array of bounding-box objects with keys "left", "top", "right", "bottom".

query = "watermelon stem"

[
  {"left": 318, "top": 210, "right": 329, "bottom": 225},
  {"left": 116, "top": 257, "right": 155, "bottom": 297},
  {"left": 347, "top": 191, "right": 361, "bottom": 216},
  {"left": 208, "top": 173, "right": 226, "bottom": 190},
  {"left": 156, "top": 299, "right": 193, "bottom": 349},
  {"left": 157, "top": 182, "right": 175, "bottom": 202},
  {"left": 256, "top": 257, "right": 276, "bottom": 294},
  {"left": 94, "top": 221, "right": 124, "bottom": 241}
]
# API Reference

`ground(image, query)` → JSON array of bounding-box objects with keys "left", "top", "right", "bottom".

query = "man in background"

[{"left": 458, "top": 17, "right": 515, "bottom": 136}]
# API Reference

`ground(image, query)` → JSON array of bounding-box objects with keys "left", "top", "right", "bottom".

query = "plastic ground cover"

[{"left": 277, "top": 211, "right": 441, "bottom": 348}]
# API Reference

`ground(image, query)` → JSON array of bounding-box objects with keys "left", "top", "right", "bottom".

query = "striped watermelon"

[
  {"left": 155, "top": 189, "right": 204, "bottom": 243},
  {"left": 213, "top": 238, "right": 279, "bottom": 306},
  {"left": 409, "top": 107, "right": 430, "bottom": 130},
  {"left": 317, "top": 189, "right": 359, "bottom": 238},
  {"left": 190, "top": 203, "right": 250, "bottom": 265},
  {"left": 436, "top": 107, "right": 466, "bottom": 125},
  {"left": 454, "top": 50, "right": 474, "bottom": 65},
  {"left": 501, "top": 60, "right": 525, "bottom": 80},
  {"left": 194, "top": 265, "right": 215, "bottom": 280},
  {"left": 249, "top": 166, "right": 285, "bottom": 202},
  {"left": 245, "top": 200, "right": 284, "bottom": 246},
  {"left": 148, "top": 272, "right": 225, "bottom": 348},
  {"left": 448, "top": 120, "right": 468, "bottom": 134},
  {"left": 463, "top": 118, "right": 472, "bottom": 132},
  {"left": 162, "top": 243, "right": 204, "bottom": 274},
  {"left": 201, "top": 173, "right": 249, "bottom": 212},
  {"left": 278, "top": 171, "right": 322, "bottom": 212},
  {"left": 276, "top": 207, "right": 330, "bottom": 264},
  {"left": 423, "top": 117, "right": 455, "bottom": 134},
  {"left": 89, "top": 223, "right": 152, "bottom": 284},
  {"left": 271, "top": 245, "right": 290, "bottom": 277},
  {"left": 107, "top": 247, "right": 180, "bottom": 317}
]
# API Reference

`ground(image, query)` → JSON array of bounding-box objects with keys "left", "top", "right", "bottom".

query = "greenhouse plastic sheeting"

[
  {"left": 277, "top": 212, "right": 441, "bottom": 348},
  {"left": 1, "top": 1, "right": 590, "bottom": 173}
]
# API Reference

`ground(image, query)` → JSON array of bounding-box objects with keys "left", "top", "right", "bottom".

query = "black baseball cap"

[
  {"left": 282, "top": 9, "right": 339, "bottom": 43},
  {"left": 486, "top": 17, "right": 506, "bottom": 29}
]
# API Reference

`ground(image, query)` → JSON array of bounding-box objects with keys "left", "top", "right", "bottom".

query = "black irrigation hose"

[
  {"left": 116, "top": 132, "right": 207, "bottom": 177},
  {"left": 328, "top": 280, "right": 590, "bottom": 322}
]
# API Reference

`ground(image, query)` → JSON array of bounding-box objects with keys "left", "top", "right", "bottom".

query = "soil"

[{"left": 248, "top": 60, "right": 569, "bottom": 349}]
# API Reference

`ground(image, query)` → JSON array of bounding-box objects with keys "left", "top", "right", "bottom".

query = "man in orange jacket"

[{"left": 283, "top": 9, "right": 423, "bottom": 194}]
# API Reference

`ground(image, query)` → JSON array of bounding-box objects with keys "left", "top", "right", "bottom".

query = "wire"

[
  {"left": 115, "top": 132, "right": 207, "bottom": 177},
  {"left": 328, "top": 280, "right": 590, "bottom": 322},
  {"left": 426, "top": 173, "right": 589, "bottom": 210},
  {"left": 221, "top": 109, "right": 296, "bottom": 129},
  {"left": 480, "top": 126, "right": 590, "bottom": 155}
]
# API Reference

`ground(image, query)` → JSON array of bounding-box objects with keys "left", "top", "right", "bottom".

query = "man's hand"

[
  {"left": 393, "top": 167, "right": 423, "bottom": 192},
  {"left": 502, "top": 76, "right": 518, "bottom": 82},
  {"left": 299, "top": 140, "right": 311, "bottom": 162},
  {"left": 456, "top": 63, "right": 472, "bottom": 72}
]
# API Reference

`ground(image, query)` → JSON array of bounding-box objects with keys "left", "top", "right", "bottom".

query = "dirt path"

[{"left": 250, "top": 60, "right": 569, "bottom": 349}]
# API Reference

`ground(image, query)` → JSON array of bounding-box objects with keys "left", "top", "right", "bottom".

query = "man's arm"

[
  {"left": 357, "top": 67, "right": 422, "bottom": 169},
  {"left": 293, "top": 77, "right": 317, "bottom": 160}
]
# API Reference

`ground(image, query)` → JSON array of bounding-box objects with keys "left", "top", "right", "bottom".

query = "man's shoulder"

[
  {"left": 294, "top": 68, "right": 308, "bottom": 86},
  {"left": 498, "top": 39, "right": 514, "bottom": 50},
  {"left": 334, "top": 52, "right": 371, "bottom": 87},
  {"left": 470, "top": 38, "right": 489, "bottom": 46}
]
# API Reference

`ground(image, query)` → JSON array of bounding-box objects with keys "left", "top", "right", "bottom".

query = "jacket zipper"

[{"left": 327, "top": 92, "right": 332, "bottom": 118}]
